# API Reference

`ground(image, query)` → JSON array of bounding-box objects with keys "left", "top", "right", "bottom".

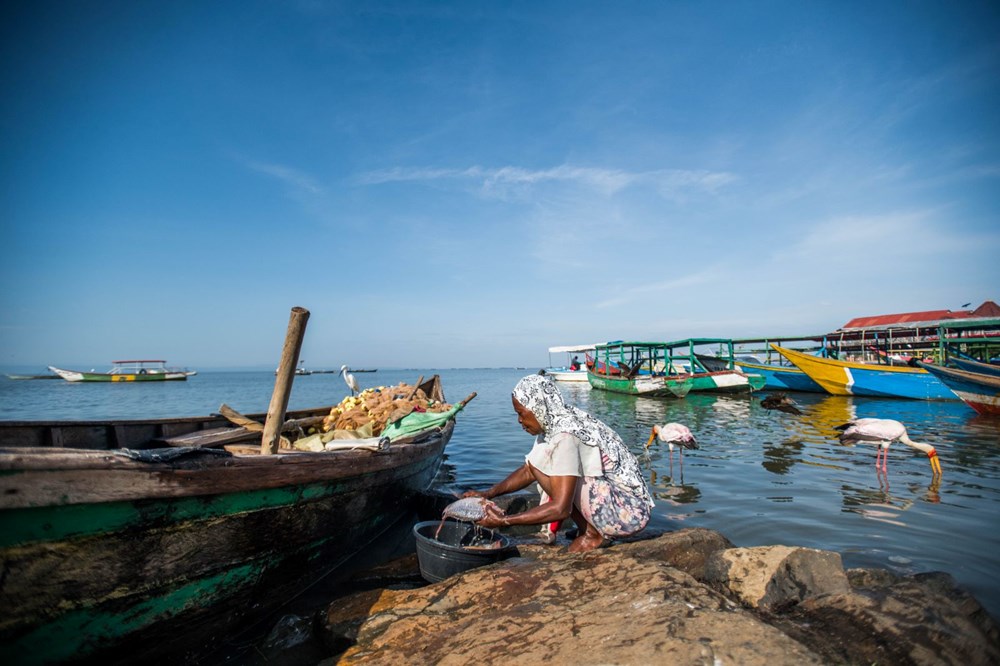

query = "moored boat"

[
  {"left": 662, "top": 339, "right": 766, "bottom": 393},
  {"left": 730, "top": 360, "right": 823, "bottom": 392},
  {"left": 0, "top": 375, "right": 468, "bottom": 662},
  {"left": 773, "top": 345, "right": 955, "bottom": 400},
  {"left": 587, "top": 342, "right": 692, "bottom": 397},
  {"left": 918, "top": 363, "right": 1000, "bottom": 416},
  {"left": 545, "top": 344, "right": 598, "bottom": 383},
  {"left": 948, "top": 356, "right": 1000, "bottom": 378},
  {"left": 48, "top": 360, "right": 191, "bottom": 382}
]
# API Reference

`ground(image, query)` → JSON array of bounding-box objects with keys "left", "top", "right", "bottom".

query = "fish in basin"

[
  {"left": 434, "top": 497, "right": 506, "bottom": 541},
  {"left": 442, "top": 497, "right": 505, "bottom": 522}
]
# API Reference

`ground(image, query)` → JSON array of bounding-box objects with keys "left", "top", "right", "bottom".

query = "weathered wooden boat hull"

[
  {"left": 919, "top": 363, "right": 1000, "bottom": 416},
  {"left": 948, "top": 356, "right": 1000, "bottom": 378},
  {"left": 733, "top": 361, "right": 825, "bottom": 392},
  {"left": 587, "top": 371, "right": 693, "bottom": 398},
  {"left": 773, "top": 345, "right": 955, "bottom": 400},
  {"left": 686, "top": 370, "right": 766, "bottom": 393},
  {"left": 0, "top": 380, "right": 456, "bottom": 663}
]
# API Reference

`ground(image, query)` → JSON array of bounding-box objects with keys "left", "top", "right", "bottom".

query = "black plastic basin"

[{"left": 413, "top": 520, "right": 516, "bottom": 582}]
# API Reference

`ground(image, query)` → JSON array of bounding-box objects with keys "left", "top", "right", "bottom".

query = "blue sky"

[{"left": 2, "top": 1, "right": 998, "bottom": 370}]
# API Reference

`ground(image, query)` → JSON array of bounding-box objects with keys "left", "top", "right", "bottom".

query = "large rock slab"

[
  {"left": 315, "top": 530, "right": 999, "bottom": 666},
  {"left": 704, "top": 545, "right": 850, "bottom": 610},
  {"left": 321, "top": 536, "right": 823, "bottom": 664},
  {"left": 774, "top": 569, "right": 1000, "bottom": 666}
]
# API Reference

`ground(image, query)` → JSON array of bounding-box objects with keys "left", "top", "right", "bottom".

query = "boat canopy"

[
  {"left": 112, "top": 360, "right": 168, "bottom": 364},
  {"left": 548, "top": 344, "right": 599, "bottom": 354}
]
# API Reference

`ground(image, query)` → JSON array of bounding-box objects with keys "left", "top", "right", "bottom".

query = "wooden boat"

[
  {"left": 773, "top": 345, "right": 955, "bottom": 400},
  {"left": 545, "top": 344, "right": 598, "bottom": 383},
  {"left": 5, "top": 372, "right": 60, "bottom": 380},
  {"left": 948, "top": 356, "right": 1000, "bottom": 378},
  {"left": 730, "top": 360, "right": 823, "bottom": 392},
  {"left": 0, "top": 376, "right": 466, "bottom": 662},
  {"left": 661, "top": 339, "right": 767, "bottom": 394},
  {"left": 918, "top": 363, "right": 1000, "bottom": 416},
  {"left": 723, "top": 336, "right": 831, "bottom": 393},
  {"left": 48, "top": 359, "right": 191, "bottom": 382},
  {"left": 587, "top": 342, "right": 692, "bottom": 397}
]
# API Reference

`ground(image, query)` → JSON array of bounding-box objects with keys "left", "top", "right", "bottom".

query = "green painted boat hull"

[
  {"left": 587, "top": 372, "right": 693, "bottom": 398},
  {"left": 0, "top": 425, "right": 452, "bottom": 663},
  {"left": 687, "top": 371, "right": 767, "bottom": 393}
]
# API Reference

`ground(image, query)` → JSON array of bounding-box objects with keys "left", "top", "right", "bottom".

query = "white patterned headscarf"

[
  {"left": 512, "top": 373, "right": 654, "bottom": 508},
  {"left": 512, "top": 374, "right": 617, "bottom": 449}
]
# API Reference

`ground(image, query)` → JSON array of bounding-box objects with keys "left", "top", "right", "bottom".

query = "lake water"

[{"left": 2, "top": 367, "right": 999, "bottom": 620}]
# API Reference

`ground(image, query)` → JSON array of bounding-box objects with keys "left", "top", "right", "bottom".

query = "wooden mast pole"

[{"left": 262, "top": 306, "right": 310, "bottom": 455}]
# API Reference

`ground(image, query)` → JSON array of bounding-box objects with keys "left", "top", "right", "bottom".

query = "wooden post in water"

[{"left": 262, "top": 306, "right": 310, "bottom": 455}]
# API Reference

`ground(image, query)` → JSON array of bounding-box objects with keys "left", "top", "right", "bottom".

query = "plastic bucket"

[{"left": 413, "top": 520, "right": 516, "bottom": 582}]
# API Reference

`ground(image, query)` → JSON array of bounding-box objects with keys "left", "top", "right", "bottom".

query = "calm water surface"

[{"left": 2, "top": 368, "right": 999, "bottom": 619}]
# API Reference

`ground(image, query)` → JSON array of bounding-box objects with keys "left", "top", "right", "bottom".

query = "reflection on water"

[
  {"left": 546, "top": 383, "right": 1000, "bottom": 619},
  {"left": 4, "top": 369, "right": 999, "bottom": 620}
]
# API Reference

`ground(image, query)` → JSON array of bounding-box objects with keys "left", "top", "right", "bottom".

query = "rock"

[
  {"left": 614, "top": 527, "right": 733, "bottom": 579},
  {"left": 316, "top": 532, "right": 999, "bottom": 666},
  {"left": 704, "top": 545, "right": 850, "bottom": 611},
  {"left": 321, "top": 537, "right": 824, "bottom": 665},
  {"left": 775, "top": 569, "right": 1000, "bottom": 666}
]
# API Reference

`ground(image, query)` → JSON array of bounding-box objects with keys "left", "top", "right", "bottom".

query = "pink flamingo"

[
  {"left": 646, "top": 423, "right": 698, "bottom": 474},
  {"left": 835, "top": 418, "right": 942, "bottom": 476}
]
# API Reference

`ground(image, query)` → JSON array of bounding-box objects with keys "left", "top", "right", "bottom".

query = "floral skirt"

[{"left": 576, "top": 475, "right": 651, "bottom": 538}]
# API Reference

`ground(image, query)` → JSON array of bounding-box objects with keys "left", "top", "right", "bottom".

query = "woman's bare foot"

[{"left": 567, "top": 525, "right": 605, "bottom": 552}]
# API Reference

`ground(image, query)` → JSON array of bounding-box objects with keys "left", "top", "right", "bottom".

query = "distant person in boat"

[
  {"left": 464, "top": 373, "right": 653, "bottom": 552},
  {"left": 569, "top": 356, "right": 581, "bottom": 371}
]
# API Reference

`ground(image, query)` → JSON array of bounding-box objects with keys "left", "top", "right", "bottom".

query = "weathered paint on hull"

[
  {"left": 948, "top": 357, "right": 1000, "bottom": 378},
  {"left": 773, "top": 345, "right": 955, "bottom": 400},
  {"left": 920, "top": 363, "right": 1000, "bottom": 416},
  {"left": 0, "top": 428, "right": 450, "bottom": 663},
  {"left": 734, "top": 361, "right": 825, "bottom": 392},
  {"left": 687, "top": 371, "right": 766, "bottom": 393},
  {"left": 587, "top": 372, "right": 692, "bottom": 398}
]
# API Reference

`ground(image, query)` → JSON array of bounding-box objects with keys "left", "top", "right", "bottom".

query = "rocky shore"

[
  {"left": 315, "top": 523, "right": 998, "bottom": 665},
  {"left": 244, "top": 491, "right": 997, "bottom": 665}
]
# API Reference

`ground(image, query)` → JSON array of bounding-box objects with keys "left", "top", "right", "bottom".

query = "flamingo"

[
  {"left": 834, "top": 418, "right": 942, "bottom": 476},
  {"left": 340, "top": 365, "right": 359, "bottom": 396},
  {"left": 646, "top": 423, "right": 698, "bottom": 474},
  {"left": 760, "top": 392, "right": 803, "bottom": 415}
]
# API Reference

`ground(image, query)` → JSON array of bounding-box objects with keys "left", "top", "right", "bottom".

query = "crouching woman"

[{"left": 465, "top": 373, "right": 653, "bottom": 552}]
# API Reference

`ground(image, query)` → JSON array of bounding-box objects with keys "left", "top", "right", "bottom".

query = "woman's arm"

[{"left": 478, "top": 473, "right": 577, "bottom": 528}]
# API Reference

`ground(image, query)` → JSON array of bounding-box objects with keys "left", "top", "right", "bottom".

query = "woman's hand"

[
  {"left": 477, "top": 514, "right": 506, "bottom": 528},
  {"left": 476, "top": 501, "right": 509, "bottom": 529},
  {"left": 461, "top": 489, "right": 485, "bottom": 498}
]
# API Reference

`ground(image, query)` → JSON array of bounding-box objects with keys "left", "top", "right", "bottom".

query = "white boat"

[
  {"left": 545, "top": 344, "right": 599, "bottom": 382},
  {"left": 47, "top": 360, "right": 191, "bottom": 383}
]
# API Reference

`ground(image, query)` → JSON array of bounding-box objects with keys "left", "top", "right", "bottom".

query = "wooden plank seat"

[{"left": 155, "top": 427, "right": 259, "bottom": 448}]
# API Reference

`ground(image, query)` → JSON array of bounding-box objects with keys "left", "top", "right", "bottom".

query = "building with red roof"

[{"left": 839, "top": 301, "right": 1000, "bottom": 331}]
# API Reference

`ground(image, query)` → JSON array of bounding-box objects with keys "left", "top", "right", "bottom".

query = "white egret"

[
  {"left": 835, "top": 418, "right": 942, "bottom": 476},
  {"left": 340, "top": 365, "right": 359, "bottom": 396}
]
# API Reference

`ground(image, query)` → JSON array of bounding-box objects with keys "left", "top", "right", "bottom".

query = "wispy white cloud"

[
  {"left": 595, "top": 269, "right": 722, "bottom": 309},
  {"left": 774, "top": 210, "right": 963, "bottom": 263},
  {"left": 355, "top": 164, "right": 737, "bottom": 199},
  {"left": 242, "top": 159, "right": 324, "bottom": 195}
]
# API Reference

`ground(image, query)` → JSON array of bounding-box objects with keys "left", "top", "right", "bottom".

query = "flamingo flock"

[{"left": 641, "top": 411, "right": 942, "bottom": 481}]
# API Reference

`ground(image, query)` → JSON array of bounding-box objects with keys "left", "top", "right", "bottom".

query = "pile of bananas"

[{"left": 322, "top": 382, "right": 451, "bottom": 435}]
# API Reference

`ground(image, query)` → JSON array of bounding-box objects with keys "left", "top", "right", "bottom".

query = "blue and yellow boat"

[{"left": 773, "top": 345, "right": 955, "bottom": 400}]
